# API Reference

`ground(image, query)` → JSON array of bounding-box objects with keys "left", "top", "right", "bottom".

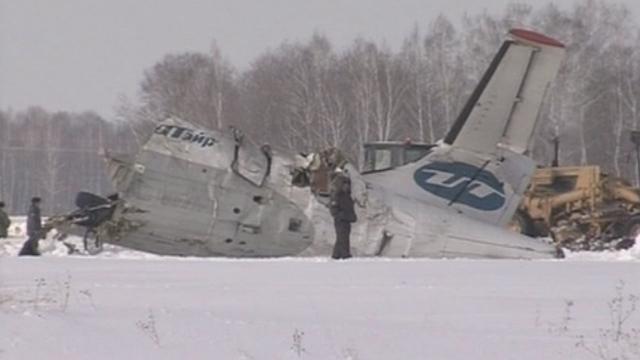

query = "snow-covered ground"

[{"left": 1, "top": 217, "right": 639, "bottom": 359}]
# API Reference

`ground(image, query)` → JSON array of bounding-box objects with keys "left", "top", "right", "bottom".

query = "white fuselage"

[
  {"left": 95, "top": 28, "right": 567, "bottom": 259},
  {"left": 297, "top": 165, "right": 558, "bottom": 259},
  {"left": 99, "top": 118, "right": 558, "bottom": 259}
]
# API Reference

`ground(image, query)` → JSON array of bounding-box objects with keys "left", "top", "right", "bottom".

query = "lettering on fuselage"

[
  {"left": 414, "top": 162, "right": 505, "bottom": 211},
  {"left": 154, "top": 124, "right": 217, "bottom": 147}
]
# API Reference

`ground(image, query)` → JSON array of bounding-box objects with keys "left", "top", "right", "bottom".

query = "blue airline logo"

[{"left": 413, "top": 162, "right": 505, "bottom": 211}]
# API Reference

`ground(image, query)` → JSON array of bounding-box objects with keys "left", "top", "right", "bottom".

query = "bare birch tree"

[{"left": 130, "top": 47, "right": 238, "bottom": 130}]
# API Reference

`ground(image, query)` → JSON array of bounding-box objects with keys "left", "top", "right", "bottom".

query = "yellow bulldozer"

[{"left": 510, "top": 165, "right": 640, "bottom": 251}]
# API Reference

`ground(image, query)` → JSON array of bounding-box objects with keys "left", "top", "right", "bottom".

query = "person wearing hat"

[
  {"left": 329, "top": 170, "right": 357, "bottom": 259},
  {"left": 0, "top": 201, "right": 10, "bottom": 239},
  {"left": 19, "top": 197, "right": 43, "bottom": 256}
]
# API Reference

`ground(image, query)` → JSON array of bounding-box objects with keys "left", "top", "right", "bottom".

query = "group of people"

[{"left": 0, "top": 197, "right": 43, "bottom": 256}]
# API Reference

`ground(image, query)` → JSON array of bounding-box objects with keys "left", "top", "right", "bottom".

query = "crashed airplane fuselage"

[{"left": 65, "top": 28, "right": 566, "bottom": 259}]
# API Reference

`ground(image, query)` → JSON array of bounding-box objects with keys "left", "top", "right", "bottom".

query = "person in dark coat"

[
  {"left": 0, "top": 201, "right": 10, "bottom": 238},
  {"left": 19, "top": 197, "right": 43, "bottom": 256},
  {"left": 329, "top": 172, "right": 357, "bottom": 259}
]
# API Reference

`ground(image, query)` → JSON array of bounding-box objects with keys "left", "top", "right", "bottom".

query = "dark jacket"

[
  {"left": 330, "top": 175, "right": 357, "bottom": 223},
  {"left": 27, "top": 203, "right": 42, "bottom": 237},
  {"left": 0, "top": 208, "right": 10, "bottom": 238}
]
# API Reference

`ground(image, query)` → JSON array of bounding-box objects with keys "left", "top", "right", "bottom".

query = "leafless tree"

[{"left": 131, "top": 47, "right": 238, "bottom": 130}]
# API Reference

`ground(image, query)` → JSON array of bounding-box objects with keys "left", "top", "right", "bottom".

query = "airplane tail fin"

[
  {"left": 411, "top": 29, "right": 566, "bottom": 226},
  {"left": 444, "top": 29, "right": 565, "bottom": 154}
]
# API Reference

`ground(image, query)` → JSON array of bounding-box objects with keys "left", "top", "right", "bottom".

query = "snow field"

[{"left": 1, "top": 217, "right": 639, "bottom": 359}]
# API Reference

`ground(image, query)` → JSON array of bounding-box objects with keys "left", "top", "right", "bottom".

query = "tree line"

[
  {"left": 120, "top": 0, "right": 640, "bottom": 174},
  {"left": 0, "top": 109, "right": 137, "bottom": 214},
  {"left": 2, "top": 0, "right": 640, "bottom": 215}
]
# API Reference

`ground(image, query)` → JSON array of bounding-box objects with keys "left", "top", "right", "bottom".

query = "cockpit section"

[{"left": 229, "top": 128, "right": 272, "bottom": 187}]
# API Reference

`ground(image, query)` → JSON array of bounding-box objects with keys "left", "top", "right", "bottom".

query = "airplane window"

[
  {"left": 405, "top": 148, "right": 431, "bottom": 164},
  {"left": 288, "top": 218, "right": 302, "bottom": 232},
  {"left": 374, "top": 149, "right": 392, "bottom": 170},
  {"left": 363, "top": 152, "right": 375, "bottom": 172}
]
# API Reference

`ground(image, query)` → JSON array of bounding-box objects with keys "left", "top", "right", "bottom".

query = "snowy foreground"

[{"left": 1, "top": 220, "right": 640, "bottom": 360}]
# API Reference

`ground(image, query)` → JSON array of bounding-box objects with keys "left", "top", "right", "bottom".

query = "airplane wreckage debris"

[{"left": 40, "top": 28, "right": 587, "bottom": 259}]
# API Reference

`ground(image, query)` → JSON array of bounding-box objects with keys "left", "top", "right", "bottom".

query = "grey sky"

[{"left": 1, "top": 0, "right": 637, "bottom": 118}]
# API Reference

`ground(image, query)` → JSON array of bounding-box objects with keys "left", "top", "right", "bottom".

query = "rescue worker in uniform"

[
  {"left": 0, "top": 201, "right": 10, "bottom": 239},
  {"left": 329, "top": 171, "right": 357, "bottom": 259},
  {"left": 19, "top": 197, "right": 43, "bottom": 256}
]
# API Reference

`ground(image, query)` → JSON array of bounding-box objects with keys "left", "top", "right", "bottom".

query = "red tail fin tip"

[{"left": 509, "top": 28, "right": 565, "bottom": 48}]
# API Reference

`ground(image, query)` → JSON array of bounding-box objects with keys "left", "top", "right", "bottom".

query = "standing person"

[
  {"left": 329, "top": 171, "right": 357, "bottom": 259},
  {"left": 0, "top": 201, "right": 10, "bottom": 239},
  {"left": 19, "top": 197, "right": 43, "bottom": 256}
]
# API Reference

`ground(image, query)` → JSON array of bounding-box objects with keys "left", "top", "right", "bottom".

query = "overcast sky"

[{"left": 1, "top": 0, "right": 638, "bottom": 118}]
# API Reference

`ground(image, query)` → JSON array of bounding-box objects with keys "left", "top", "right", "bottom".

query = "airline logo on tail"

[{"left": 414, "top": 162, "right": 505, "bottom": 211}]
